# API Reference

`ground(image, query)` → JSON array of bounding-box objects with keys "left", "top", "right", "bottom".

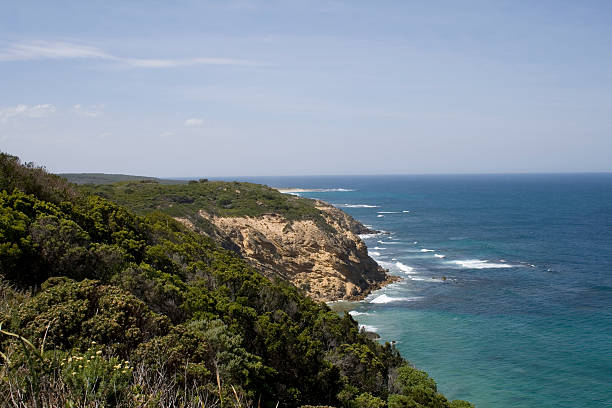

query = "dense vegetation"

[
  {"left": 0, "top": 153, "right": 472, "bottom": 407},
  {"left": 78, "top": 177, "right": 333, "bottom": 233}
]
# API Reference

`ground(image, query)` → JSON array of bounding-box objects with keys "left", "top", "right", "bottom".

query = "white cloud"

[
  {"left": 184, "top": 118, "right": 203, "bottom": 127},
  {"left": 0, "top": 104, "right": 56, "bottom": 123},
  {"left": 73, "top": 104, "right": 103, "bottom": 118},
  {"left": 0, "top": 40, "right": 258, "bottom": 68},
  {"left": 0, "top": 41, "right": 110, "bottom": 61}
]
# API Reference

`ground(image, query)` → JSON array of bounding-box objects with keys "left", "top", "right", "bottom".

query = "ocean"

[{"left": 214, "top": 174, "right": 612, "bottom": 407}]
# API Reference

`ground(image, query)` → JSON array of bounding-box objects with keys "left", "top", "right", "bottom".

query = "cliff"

[{"left": 194, "top": 199, "right": 394, "bottom": 302}]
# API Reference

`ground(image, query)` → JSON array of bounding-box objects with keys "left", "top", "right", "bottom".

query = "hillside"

[
  {"left": 61, "top": 173, "right": 186, "bottom": 185},
  {"left": 79, "top": 179, "right": 394, "bottom": 301},
  {"left": 0, "top": 154, "right": 472, "bottom": 408}
]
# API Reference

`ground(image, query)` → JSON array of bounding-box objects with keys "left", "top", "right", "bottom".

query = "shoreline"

[{"left": 277, "top": 188, "right": 401, "bottom": 305}]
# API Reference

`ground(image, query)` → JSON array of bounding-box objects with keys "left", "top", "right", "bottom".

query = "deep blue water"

[{"left": 214, "top": 174, "right": 612, "bottom": 407}]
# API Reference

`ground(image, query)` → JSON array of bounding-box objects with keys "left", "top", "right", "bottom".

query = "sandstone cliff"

[{"left": 182, "top": 199, "right": 394, "bottom": 302}]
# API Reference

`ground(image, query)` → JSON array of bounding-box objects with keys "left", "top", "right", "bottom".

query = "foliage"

[
  {"left": 0, "top": 152, "right": 471, "bottom": 408},
  {"left": 78, "top": 177, "right": 336, "bottom": 233}
]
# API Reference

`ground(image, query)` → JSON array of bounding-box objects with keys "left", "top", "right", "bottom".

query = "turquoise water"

[{"left": 218, "top": 174, "right": 612, "bottom": 407}]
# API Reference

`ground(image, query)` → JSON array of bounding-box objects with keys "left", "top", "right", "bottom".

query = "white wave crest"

[
  {"left": 378, "top": 240, "right": 401, "bottom": 244},
  {"left": 434, "top": 254, "right": 446, "bottom": 258},
  {"left": 420, "top": 249, "right": 435, "bottom": 252},
  {"left": 395, "top": 262, "right": 415, "bottom": 274},
  {"left": 376, "top": 261, "right": 394, "bottom": 270},
  {"left": 377, "top": 214, "right": 384, "bottom": 218},
  {"left": 402, "top": 210, "right": 411, "bottom": 213},
  {"left": 372, "top": 246, "right": 386, "bottom": 250},
  {"left": 370, "top": 294, "right": 420, "bottom": 304},
  {"left": 377, "top": 211, "right": 400, "bottom": 214},
  {"left": 450, "top": 259, "right": 517, "bottom": 269},
  {"left": 359, "top": 233, "right": 383, "bottom": 239},
  {"left": 370, "top": 251, "right": 381, "bottom": 257},
  {"left": 349, "top": 311, "right": 372, "bottom": 316},
  {"left": 410, "top": 276, "right": 444, "bottom": 283},
  {"left": 360, "top": 324, "right": 378, "bottom": 332},
  {"left": 338, "top": 204, "right": 380, "bottom": 208}
]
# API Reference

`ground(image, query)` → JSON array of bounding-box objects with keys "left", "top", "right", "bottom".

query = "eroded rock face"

[{"left": 190, "top": 200, "right": 394, "bottom": 302}]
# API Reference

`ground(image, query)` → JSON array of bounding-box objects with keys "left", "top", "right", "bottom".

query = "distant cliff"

[{"left": 78, "top": 178, "right": 395, "bottom": 302}]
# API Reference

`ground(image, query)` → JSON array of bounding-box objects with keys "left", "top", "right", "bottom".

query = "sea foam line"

[
  {"left": 369, "top": 294, "right": 422, "bottom": 304},
  {"left": 349, "top": 311, "right": 372, "bottom": 316},
  {"left": 449, "top": 259, "right": 518, "bottom": 269},
  {"left": 338, "top": 204, "right": 380, "bottom": 208},
  {"left": 395, "top": 262, "right": 415, "bottom": 274}
]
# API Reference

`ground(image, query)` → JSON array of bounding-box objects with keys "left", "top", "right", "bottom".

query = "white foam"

[
  {"left": 413, "top": 241, "right": 418, "bottom": 244},
  {"left": 449, "top": 259, "right": 517, "bottom": 269},
  {"left": 370, "top": 294, "right": 422, "bottom": 304},
  {"left": 434, "top": 254, "right": 446, "bottom": 258},
  {"left": 377, "top": 214, "right": 384, "bottom": 218},
  {"left": 360, "top": 324, "right": 378, "bottom": 332},
  {"left": 376, "top": 260, "right": 394, "bottom": 270},
  {"left": 395, "top": 262, "right": 415, "bottom": 274},
  {"left": 338, "top": 204, "right": 380, "bottom": 208},
  {"left": 359, "top": 233, "right": 383, "bottom": 239},
  {"left": 370, "top": 251, "right": 381, "bottom": 257},
  {"left": 410, "top": 276, "right": 444, "bottom": 283},
  {"left": 349, "top": 311, "right": 372, "bottom": 316},
  {"left": 377, "top": 211, "right": 400, "bottom": 214},
  {"left": 420, "top": 249, "right": 435, "bottom": 253},
  {"left": 372, "top": 247, "right": 386, "bottom": 250},
  {"left": 402, "top": 210, "right": 411, "bottom": 213},
  {"left": 378, "top": 240, "right": 401, "bottom": 244}
]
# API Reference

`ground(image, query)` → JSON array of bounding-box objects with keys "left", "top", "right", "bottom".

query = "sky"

[{"left": 1, "top": 0, "right": 611, "bottom": 177}]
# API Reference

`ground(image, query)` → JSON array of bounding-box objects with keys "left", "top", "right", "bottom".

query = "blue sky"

[{"left": 1, "top": 1, "right": 611, "bottom": 176}]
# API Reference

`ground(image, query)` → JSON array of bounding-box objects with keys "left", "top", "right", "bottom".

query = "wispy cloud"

[
  {"left": 73, "top": 104, "right": 103, "bottom": 118},
  {"left": 184, "top": 118, "right": 203, "bottom": 127},
  {"left": 0, "top": 40, "right": 258, "bottom": 68},
  {"left": 0, "top": 104, "right": 56, "bottom": 123}
]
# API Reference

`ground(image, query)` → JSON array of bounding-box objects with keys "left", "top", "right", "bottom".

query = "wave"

[
  {"left": 370, "top": 251, "right": 381, "bottom": 257},
  {"left": 434, "top": 254, "right": 446, "bottom": 258},
  {"left": 338, "top": 204, "right": 380, "bottom": 208},
  {"left": 402, "top": 210, "right": 411, "bottom": 213},
  {"left": 376, "top": 260, "right": 394, "bottom": 270},
  {"left": 359, "top": 324, "right": 378, "bottom": 332},
  {"left": 410, "top": 276, "right": 444, "bottom": 283},
  {"left": 370, "top": 294, "right": 421, "bottom": 304},
  {"left": 420, "top": 249, "right": 435, "bottom": 252},
  {"left": 378, "top": 240, "right": 401, "bottom": 244},
  {"left": 395, "top": 262, "right": 415, "bottom": 274},
  {"left": 377, "top": 211, "right": 400, "bottom": 214},
  {"left": 372, "top": 246, "right": 386, "bottom": 250},
  {"left": 359, "top": 233, "right": 383, "bottom": 239},
  {"left": 349, "top": 311, "right": 372, "bottom": 316},
  {"left": 377, "top": 214, "right": 384, "bottom": 218},
  {"left": 449, "top": 259, "right": 518, "bottom": 269}
]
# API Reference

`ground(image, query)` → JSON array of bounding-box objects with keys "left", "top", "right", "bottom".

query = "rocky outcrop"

[{"left": 187, "top": 200, "right": 395, "bottom": 302}]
